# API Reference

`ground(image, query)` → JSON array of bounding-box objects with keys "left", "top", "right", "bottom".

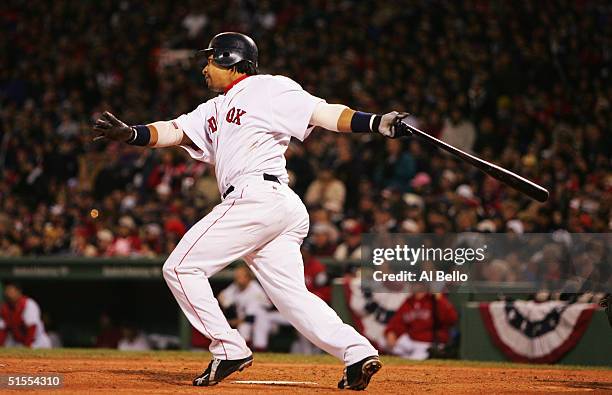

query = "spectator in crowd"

[
  {"left": 304, "top": 168, "right": 346, "bottom": 214},
  {"left": 334, "top": 219, "right": 364, "bottom": 261},
  {"left": 309, "top": 223, "right": 338, "bottom": 257},
  {"left": 95, "top": 311, "right": 122, "bottom": 349},
  {"left": 108, "top": 215, "right": 140, "bottom": 256},
  {"left": 371, "top": 206, "right": 399, "bottom": 234},
  {"left": 0, "top": 282, "right": 51, "bottom": 348},
  {"left": 374, "top": 139, "right": 416, "bottom": 193},
  {"left": 385, "top": 289, "right": 458, "bottom": 360},
  {"left": 440, "top": 108, "right": 477, "bottom": 153}
]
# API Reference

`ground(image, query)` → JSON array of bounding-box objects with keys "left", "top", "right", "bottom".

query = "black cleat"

[
  {"left": 192, "top": 355, "right": 253, "bottom": 386},
  {"left": 338, "top": 355, "right": 382, "bottom": 390}
]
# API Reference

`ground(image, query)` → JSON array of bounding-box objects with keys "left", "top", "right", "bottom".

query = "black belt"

[{"left": 222, "top": 173, "right": 280, "bottom": 199}]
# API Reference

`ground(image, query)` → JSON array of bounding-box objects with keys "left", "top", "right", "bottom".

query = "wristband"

[
  {"left": 127, "top": 125, "right": 151, "bottom": 146},
  {"left": 350, "top": 111, "right": 382, "bottom": 133},
  {"left": 371, "top": 115, "right": 382, "bottom": 133}
]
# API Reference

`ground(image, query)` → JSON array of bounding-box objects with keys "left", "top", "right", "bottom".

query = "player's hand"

[
  {"left": 92, "top": 111, "right": 134, "bottom": 142},
  {"left": 379, "top": 111, "right": 412, "bottom": 139}
]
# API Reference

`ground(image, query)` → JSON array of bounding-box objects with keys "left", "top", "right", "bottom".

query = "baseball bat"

[{"left": 398, "top": 120, "right": 549, "bottom": 202}]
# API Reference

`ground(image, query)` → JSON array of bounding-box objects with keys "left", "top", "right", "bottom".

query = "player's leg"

[
  {"left": 162, "top": 193, "right": 268, "bottom": 360},
  {"left": 245, "top": 232, "right": 378, "bottom": 365},
  {"left": 163, "top": 184, "right": 297, "bottom": 362},
  {"left": 250, "top": 307, "right": 272, "bottom": 351}
]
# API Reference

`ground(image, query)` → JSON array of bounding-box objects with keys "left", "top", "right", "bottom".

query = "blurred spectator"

[
  {"left": 304, "top": 168, "right": 346, "bottom": 214},
  {"left": 309, "top": 223, "right": 337, "bottom": 257},
  {"left": 95, "top": 312, "right": 122, "bottom": 348},
  {"left": 440, "top": 108, "right": 476, "bottom": 153},
  {"left": 108, "top": 216, "right": 141, "bottom": 256},
  {"left": 334, "top": 219, "right": 364, "bottom": 261},
  {"left": 372, "top": 207, "right": 399, "bottom": 234},
  {"left": 375, "top": 140, "right": 416, "bottom": 192},
  {"left": 385, "top": 290, "right": 458, "bottom": 360},
  {"left": 0, "top": 283, "right": 51, "bottom": 348}
]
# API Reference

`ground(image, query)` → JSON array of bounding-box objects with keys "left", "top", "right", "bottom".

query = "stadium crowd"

[{"left": 1, "top": 0, "right": 610, "bottom": 265}]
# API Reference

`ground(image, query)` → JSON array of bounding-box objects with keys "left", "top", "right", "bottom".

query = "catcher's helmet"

[{"left": 200, "top": 32, "right": 258, "bottom": 69}]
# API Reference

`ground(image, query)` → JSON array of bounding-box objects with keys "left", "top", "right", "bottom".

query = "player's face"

[
  {"left": 234, "top": 267, "right": 251, "bottom": 289},
  {"left": 4, "top": 285, "right": 21, "bottom": 303},
  {"left": 203, "top": 56, "right": 233, "bottom": 93}
]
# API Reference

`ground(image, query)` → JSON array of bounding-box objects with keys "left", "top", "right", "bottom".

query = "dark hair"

[
  {"left": 232, "top": 60, "right": 258, "bottom": 76},
  {"left": 3, "top": 282, "right": 22, "bottom": 291}
]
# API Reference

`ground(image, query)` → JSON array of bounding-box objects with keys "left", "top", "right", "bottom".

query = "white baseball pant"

[{"left": 163, "top": 176, "right": 377, "bottom": 364}]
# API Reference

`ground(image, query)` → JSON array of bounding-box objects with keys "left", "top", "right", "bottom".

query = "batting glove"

[
  {"left": 379, "top": 112, "right": 412, "bottom": 139},
  {"left": 93, "top": 111, "right": 135, "bottom": 142}
]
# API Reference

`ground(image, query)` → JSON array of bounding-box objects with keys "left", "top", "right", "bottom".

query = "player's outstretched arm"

[
  {"left": 93, "top": 111, "right": 191, "bottom": 147},
  {"left": 309, "top": 103, "right": 412, "bottom": 138}
]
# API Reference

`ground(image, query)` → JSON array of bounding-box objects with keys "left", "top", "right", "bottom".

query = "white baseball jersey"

[
  {"left": 175, "top": 75, "right": 324, "bottom": 194},
  {"left": 218, "top": 280, "right": 272, "bottom": 320},
  {"left": 218, "top": 280, "right": 282, "bottom": 350}
]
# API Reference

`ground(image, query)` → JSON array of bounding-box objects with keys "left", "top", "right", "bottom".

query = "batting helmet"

[{"left": 200, "top": 32, "right": 258, "bottom": 69}]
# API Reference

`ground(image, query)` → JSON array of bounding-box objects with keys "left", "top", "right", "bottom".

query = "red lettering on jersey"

[
  {"left": 207, "top": 116, "right": 217, "bottom": 133},
  {"left": 225, "top": 107, "right": 247, "bottom": 125},
  {"left": 233, "top": 109, "right": 246, "bottom": 125},
  {"left": 226, "top": 108, "right": 235, "bottom": 123}
]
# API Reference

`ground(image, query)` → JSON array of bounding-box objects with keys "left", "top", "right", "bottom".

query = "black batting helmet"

[{"left": 200, "top": 32, "right": 258, "bottom": 69}]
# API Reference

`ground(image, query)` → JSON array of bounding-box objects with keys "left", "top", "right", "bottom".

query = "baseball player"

[
  {"left": 218, "top": 265, "right": 285, "bottom": 351},
  {"left": 93, "top": 32, "right": 410, "bottom": 390},
  {"left": 0, "top": 282, "right": 52, "bottom": 349},
  {"left": 385, "top": 291, "right": 458, "bottom": 360}
]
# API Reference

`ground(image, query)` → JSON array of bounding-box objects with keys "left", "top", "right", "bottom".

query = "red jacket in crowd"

[{"left": 385, "top": 293, "right": 458, "bottom": 343}]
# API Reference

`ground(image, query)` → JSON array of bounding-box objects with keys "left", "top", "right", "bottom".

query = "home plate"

[{"left": 232, "top": 380, "right": 318, "bottom": 386}]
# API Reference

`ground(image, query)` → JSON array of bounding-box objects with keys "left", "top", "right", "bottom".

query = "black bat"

[{"left": 397, "top": 120, "right": 549, "bottom": 202}]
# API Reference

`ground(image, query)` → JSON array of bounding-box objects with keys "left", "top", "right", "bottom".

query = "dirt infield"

[{"left": 0, "top": 350, "right": 610, "bottom": 394}]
